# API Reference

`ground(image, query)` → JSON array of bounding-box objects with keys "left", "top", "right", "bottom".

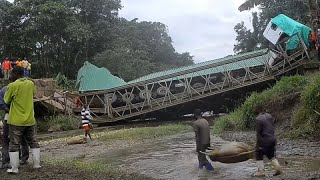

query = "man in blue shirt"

[{"left": 0, "top": 86, "right": 29, "bottom": 168}]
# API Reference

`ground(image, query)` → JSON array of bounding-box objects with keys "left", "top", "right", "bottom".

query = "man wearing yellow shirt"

[
  {"left": 15, "top": 58, "right": 23, "bottom": 67},
  {"left": 4, "top": 67, "right": 41, "bottom": 174}
]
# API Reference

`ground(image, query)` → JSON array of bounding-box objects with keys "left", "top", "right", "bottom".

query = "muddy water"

[{"left": 97, "top": 133, "right": 320, "bottom": 180}]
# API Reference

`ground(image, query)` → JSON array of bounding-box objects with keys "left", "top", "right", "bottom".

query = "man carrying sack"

[
  {"left": 253, "top": 105, "right": 282, "bottom": 177},
  {"left": 193, "top": 109, "right": 214, "bottom": 172}
]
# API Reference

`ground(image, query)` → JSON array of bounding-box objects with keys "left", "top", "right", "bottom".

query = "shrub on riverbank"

[
  {"left": 213, "top": 75, "right": 308, "bottom": 134},
  {"left": 37, "top": 115, "right": 80, "bottom": 132},
  {"left": 290, "top": 74, "right": 320, "bottom": 138}
]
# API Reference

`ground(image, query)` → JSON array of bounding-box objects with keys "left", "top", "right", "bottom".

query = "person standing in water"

[
  {"left": 193, "top": 109, "right": 214, "bottom": 172},
  {"left": 253, "top": 105, "right": 282, "bottom": 177}
]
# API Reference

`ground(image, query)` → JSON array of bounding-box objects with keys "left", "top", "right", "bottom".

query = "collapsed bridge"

[
  {"left": 36, "top": 14, "right": 319, "bottom": 123},
  {"left": 72, "top": 33, "right": 315, "bottom": 123}
]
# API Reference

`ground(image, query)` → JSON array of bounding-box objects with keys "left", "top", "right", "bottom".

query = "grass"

[
  {"left": 42, "top": 159, "right": 153, "bottom": 180},
  {"left": 38, "top": 115, "right": 80, "bottom": 132},
  {"left": 39, "top": 123, "right": 191, "bottom": 146},
  {"left": 289, "top": 74, "right": 320, "bottom": 138},
  {"left": 97, "top": 124, "right": 191, "bottom": 141},
  {"left": 213, "top": 75, "right": 308, "bottom": 134}
]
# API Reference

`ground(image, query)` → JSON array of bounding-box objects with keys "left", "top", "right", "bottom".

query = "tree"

[
  {"left": 238, "top": 0, "right": 319, "bottom": 30},
  {"left": 234, "top": 22, "right": 255, "bottom": 53},
  {"left": 238, "top": 0, "right": 265, "bottom": 12},
  {"left": 235, "top": 0, "right": 311, "bottom": 53},
  {"left": 0, "top": 0, "right": 193, "bottom": 80},
  {"left": 93, "top": 19, "right": 194, "bottom": 81}
]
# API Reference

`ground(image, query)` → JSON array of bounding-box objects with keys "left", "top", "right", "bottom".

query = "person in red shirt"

[
  {"left": 2, "top": 58, "right": 12, "bottom": 80},
  {"left": 310, "top": 31, "right": 317, "bottom": 50}
]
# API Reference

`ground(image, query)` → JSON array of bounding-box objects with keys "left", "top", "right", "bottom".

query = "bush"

[
  {"left": 48, "top": 115, "right": 80, "bottom": 131},
  {"left": 213, "top": 111, "right": 239, "bottom": 134},
  {"left": 37, "top": 118, "right": 51, "bottom": 132},
  {"left": 213, "top": 75, "right": 308, "bottom": 133},
  {"left": 271, "top": 75, "right": 308, "bottom": 95},
  {"left": 291, "top": 74, "right": 320, "bottom": 137}
]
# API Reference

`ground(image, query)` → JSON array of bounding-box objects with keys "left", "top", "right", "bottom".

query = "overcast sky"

[
  {"left": 119, "top": 0, "right": 252, "bottom": 63},
  {"left": 7, "top": 0, "right": 253, "bottom": 63}
]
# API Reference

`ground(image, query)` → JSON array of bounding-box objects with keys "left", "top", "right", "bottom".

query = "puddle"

[{"left": 97, "top": 133, "right": 320, "bottom": 180}]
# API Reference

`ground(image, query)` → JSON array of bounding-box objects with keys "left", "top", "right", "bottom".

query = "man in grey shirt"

[
  {"left": 193, "top": 109, "right": 213, "bottom": 171},
  {"left": 253, "top": 105, "right": 282, "bottom": 177}
]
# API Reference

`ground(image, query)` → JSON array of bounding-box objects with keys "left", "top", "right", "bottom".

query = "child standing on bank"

[{"left": 81, "top": 105, "right": 93, "bottom": 140}]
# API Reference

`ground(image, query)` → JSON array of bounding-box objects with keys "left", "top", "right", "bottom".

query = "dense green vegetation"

[
  {"left": 290, "top": 74, "right": 320, "bottom": 138},
  {"left": 213, "top": 73, "right": 320, "bottom": 138},
  {"left": 0, "top": 0, "right": 193, "bottom": 81},
  {"left": 37, "top": 115, "right": 79, "bottom": 132}
]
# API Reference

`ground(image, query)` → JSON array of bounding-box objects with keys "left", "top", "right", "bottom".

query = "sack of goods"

[
  {"left": 207, "top": 142, "right": 255, "bottom": 163},
  {"left": 66, "top": 136, "right": 87, "bottom": 145}
]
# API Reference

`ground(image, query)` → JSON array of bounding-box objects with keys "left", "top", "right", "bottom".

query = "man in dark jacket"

[
  {"left": 253, "top": 105, "right": 282, "bottom": 177},
  {"left": 192, "top": 109, "right": 213, "bottom": 171}
]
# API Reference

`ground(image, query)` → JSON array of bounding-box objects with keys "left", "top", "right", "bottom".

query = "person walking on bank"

[
  {"left": 81, "top": 105, "right": 93, "bottom": 140},
  {"left": 4, "top": 67, "right": 41, "bottom": 174},
  {"left": 193, "top": 109, "right": 214, "bottom": 172},
  {"left": 253, "top": 105, "right": 282, "bottom": 177},
  {"left": 0, "top": 86, "right": 29, "bottom": 168}
]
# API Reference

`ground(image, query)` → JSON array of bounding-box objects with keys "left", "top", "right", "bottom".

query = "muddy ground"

[
  {"left": 1, "top": 129, "right": 320, "bottom": 180},
  {"left": 0, "top": 164, "right": 152, "bottom": 180}
]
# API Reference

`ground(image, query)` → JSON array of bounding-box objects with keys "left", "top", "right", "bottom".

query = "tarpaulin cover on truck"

[
  {"left": 271, "top": 14, "right": 312, "bottom": 50},
  {"left": 76, "top": 61, "right": 126, "bottom": 92}
]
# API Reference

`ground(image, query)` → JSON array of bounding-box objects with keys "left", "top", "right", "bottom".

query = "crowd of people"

[
  {"left": 1, "top": 57, "right": 32, "bottom": 80},
  {"left": 0, "top": 66, "right": 40, "bottom": 174}
]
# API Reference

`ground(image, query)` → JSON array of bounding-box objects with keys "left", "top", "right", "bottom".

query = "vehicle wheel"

[
  {"left": 156, "top": 87, "right": 169, "bottom": 96},
  {"left": 192, "top": 83, "right": 204, "bottom": 89},
  {"left": 105, "top": 94, "right": 117, "bottom": 104},
  {"left": 139, "top": 90, "right": 152, "bottom": 100},
  {"left": 122, "top": 92, "right": 134, "bottom": 103}
]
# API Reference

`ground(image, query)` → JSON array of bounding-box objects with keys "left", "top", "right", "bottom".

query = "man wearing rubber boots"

[
  {"left": 253, "top": 105, "right": 282, "bottom": 177},
  {"left": 0, "top": 86, "right": 29, "bottom": 168},
  {"left": 4, "top": 67, "right": 41, "bottom": 174},
  {"left": 192, "top": 109, "right": 214, "bottom": 172}
]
